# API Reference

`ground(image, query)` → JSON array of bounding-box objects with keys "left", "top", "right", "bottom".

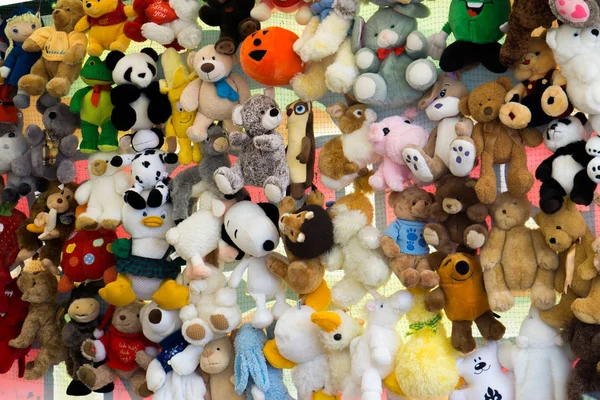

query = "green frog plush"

[
  {"left": 428, "top": 0, "right": 511, "bottom": 73},
  {"left": 69, "top": 57, "right": 117, "bottom": 153}
]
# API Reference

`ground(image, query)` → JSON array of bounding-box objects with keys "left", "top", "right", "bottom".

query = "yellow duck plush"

[
  {"left": 75, "top": 0, "right": 136, "bottom": 56},
  {"left": 160, "top": 48, "right": 199, "bottom": 165},
  {"left": 389, "top": 287, "right": 462, "bottom": 399}
]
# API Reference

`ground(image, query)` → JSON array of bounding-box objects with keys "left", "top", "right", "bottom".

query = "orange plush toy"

[{"left": 240, "top": 27, "right": 303, "bottom": 87}]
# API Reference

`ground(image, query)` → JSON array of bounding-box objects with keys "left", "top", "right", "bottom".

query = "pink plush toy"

[
  {"left": 251, "top": 0, "right": 313, "bottom": 25},
  {"left": 368, "top": 108, "right": 429, "bottom": 192}
]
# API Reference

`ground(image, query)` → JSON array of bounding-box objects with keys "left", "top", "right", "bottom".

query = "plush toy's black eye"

[
  {"left": 212, "top": 56, "right": 215, "bottom": 60},
  {"left": 440, "top": 89, "right": 446, "bottom": 97},
  {"left": 8, "top": 132, "right": 15, "bottom": 138},
  {"left": 216, "top": 348, "right": 221, "bottom": 351},
  {"left": 390, "top": 25, "right": 395, "bottom": 29},
  {"left": 412, "top": 201, "right": 416, "bottom": 206},
  {"left": 143, "top": 211, "right": 147, "bottom": 217},
  {"left": 380, "top": 304, "right": 383, "bottom": 308},
  {"left": 574, "top": 33, "right": 579, "bottom": 37},
  {"left": 456, "top": 196, "right": 461, "bottom": 201},
  {"left": 334, "top": 334, "right": 342, "bottom": 341},
  {"left": 535, "top": 52, "right": 540, "bottom": 56},
  {"left": 404, "top": 120, "right": 411, "bottom": 124},
  {"left": 260, "top": 110, "right": 265, "bottom": 115},
  {"left": 90, "top": 61, "right": 95, "bottom": 66},
  {"left": 556, "top": 226, "right": 562, "bottom": 230}
]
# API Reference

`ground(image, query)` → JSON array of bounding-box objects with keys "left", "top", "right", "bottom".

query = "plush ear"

[
  {"left": 496, "top": 76, "right": 514, "bottom": 92},
  {"left": 387, "top": 191, "right": 401, "bottom": 208},
  {"left": 428, "top": 191, "right": 435, "bottom": 204},
  {"left": 561, "top": 320, "right": 575, "bottom": 344},
  {"left": 464, "top": 179, "right": 477, "bottom": 188},
  {"left": 140, "top": 47, "right": 159, "bottom": 62},
  {"left": 546, "top": 29, "right": 558, "bottom": 50},
  {"left": 264, "top": 87, "right": 275, "bottom": 99},
  {"left": 574, "top": 112, "right": 588, "bottom": 126},
  {"left": 326, "top": 102, "right": 347, "bottom": 121},
  {"left": 232, "top": 105, "right": 244, "bottom": 126},
  {"left": 257, "top": 202, "right": 280, "bottom": 230},
  {"left": 427, "top": 251, "right": 448, "bottom": 271},
  {"left": 186, "top": 51, "right": 197, "bottom": 69},
  {"left": 565, "top": 199, "right": 579, "bottom": 212},
  {"left": 35, "top": 97, "right": 48, "bottom": 115},
  {"left": 418, "top": 77, "right": 440, "bottom": 110},
  {"left": 119, "top": 134, "right": 133, "bottom": 150},
  {"left": 458, "top": 96, "right": 470, "bottom": 117},
  {"left": 150, "top": 127, "right": 165, "bottom": 149},
  {"left": 104, "top": 50, "right": 125, "bottom": 71}
]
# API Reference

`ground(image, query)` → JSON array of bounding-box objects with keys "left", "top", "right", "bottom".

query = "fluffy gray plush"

[
  {"left": 11, "top": 100, "right": 79, "bottom": 184},
  {"left": 213, "top": 94, "right": 290, "bottom": 203},
  {"left": 170, "top": 124, "right": 248, "bottom": 223}
]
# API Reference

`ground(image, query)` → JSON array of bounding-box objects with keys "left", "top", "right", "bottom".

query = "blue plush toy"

[{"left": 234, "top": 323, "right": 290, "bottom": 400}]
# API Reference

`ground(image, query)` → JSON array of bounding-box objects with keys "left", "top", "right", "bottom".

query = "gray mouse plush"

[
  {"left": 170, "top": 124, "right": 248, "bottom": 224},
  {"left": 11, "top": 100, "right": 79, "bottom": 184},
  {"left": 213, "top": 92, "right": 290, "bottom": 203}
]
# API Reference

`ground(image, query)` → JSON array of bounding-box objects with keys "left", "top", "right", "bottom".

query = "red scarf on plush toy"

[
  {"left": 90, "top": 84, "right": 112, "bottom": 107},
  {"left": 87, "top": 0, "right": 127, "bottom": 26}
]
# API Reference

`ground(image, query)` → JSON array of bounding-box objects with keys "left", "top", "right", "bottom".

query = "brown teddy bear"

[
  {"left": 15, "top": 0, "right": 87, "bottom": 108},
  {"left": 381, "top": 187, "right": 439, "bottom": 289},
  {"left": 459, "top": 77, "right": 544, "bottom": 204},
  {"left": 480, "top": 192, "right": 558, "bottom": 312},
  {"left": 424, "top": 252, "right": 506, "bottom": 353},
  {"left": 562, "top": 318, "right": 600, "bottom": 400},
  {"left": 499, "top": 34, "right": 571, "bottom": 130},
  {"left": 534, "top": 200, "right": 600, "bottom": 329},
  {"left": 78, "top": 301, "right": 154, "bottom": 397},
  {"left": 268, "top": 190, "right": 332, "bottom": 310},
  {"left": 16, "top": 182, "right": 79, "bottom": 274},
  {"left": 9, "top": 269, "right": 68, "bottom": 380},
  {"left": 422, "top": 176, "right": 488, "bottom": 254}
]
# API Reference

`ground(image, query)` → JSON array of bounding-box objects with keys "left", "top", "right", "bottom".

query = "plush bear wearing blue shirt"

[{"left": 381, "top": 187, "right": 438, "bottom": 289}]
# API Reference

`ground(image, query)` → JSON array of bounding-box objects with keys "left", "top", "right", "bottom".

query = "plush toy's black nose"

[
  {"left": 263, "top": 240, "right": 275, "bottom": 251},
  {"left": 474, "top": 362, "right": 487, "bottom": 370},
  {"left": 549, "top": 123, "right": 557, "bottom": 130},
  {"left": 56, "top": 198, "right": 63, "bottom": 204},
  {"left": 201, "top": 63, "right": 214, "bottom": 73},
  {"left": 48, "top": 111, "right": 56, "bottom": 119},
  {"left": 502, "top": 209, "right": 507, "bottom": 214},
  {"left": 455, "top": 261, "right": 470, "bottom": 275},
  {"left": 549, "top": 237, "right": 556, "bottom": 244},
  {"left": 483, "top": 107, "right": 493, "bottom": 116},
  {"left": 86, "top": 2, "right": 91, "bottom": 7},
  {"left": 592, "top": 28, "right": 599, "bottom": 36},
  {"left": 138, "top": 72, "right": 146, "bottom": 78},
  {"left": 149, "top": 309, "right": 162, "bottom": 324},
  {"left": 269, "top": 109, "right": 279, "bottom": 117}
]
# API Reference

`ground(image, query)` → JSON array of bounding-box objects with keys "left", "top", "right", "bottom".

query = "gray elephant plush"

[
  {"left": 351, "top": 3, "right": 437, "bottom": 106},
  {"left": 11, "top": 100, "right": 79, "bottom": 184},
  {"left": 214, "top": 91, "right": 290, "bottom": 203},
  {"left": 0, "top": 116, "right": 48, "bottom": 202}
]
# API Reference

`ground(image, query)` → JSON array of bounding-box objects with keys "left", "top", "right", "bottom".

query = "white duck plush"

[
  {"left": 344, "top": 290, "right": 414, "bottom": 400},
  {"left": 224, "top": 201, "right": 290, "bottom": 329},
  {"left": 498, "top": 306, "right": 571, "bottom": 400},
  {"left": 99, "top": 190, "right": 189, "bottom": 310}
]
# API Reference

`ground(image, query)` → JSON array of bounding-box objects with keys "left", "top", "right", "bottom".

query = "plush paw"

[
  {"left": 553, "top": 0, "right": 591, "bottom": 24},
  {"left": 326, "top": 63, "right": 359, "bottom": 94},
  {"left": 403, "top": 147, "right": 433, "bottom": 182},
  {"left": 586, "top": 136, "right": 600, "bottom": 157},
  {"left": 499, "top": 102, "right": 531, "bottom": 129},
  {"left": 183, "top": 319, "right": 213, "bottom": 346},
  {"left": 587, "top": 157, "right": 600, "bottom": 184},
  {"left": 354, "top": 76, "right": 377, "bottom": 101},
  {"left": 423, "top": 227, "right": 439, "bottom": 246},
  {"left": 368, "top": 174, "right": 386, "bottom": 191},
  {"left": 542, "top": 85, "right": 570, "bottom": 117},
  {"left": 488, "top": 291, "right": 515, "bottom": 312},
  {"left": 419, "top": 270, "right": 440, "bottom": 290},
  {"left": 264, "top": 184, "right": 284, "bottom": 203},
  {"left": 252, "top": 308, "right": 274, "bottom": 329},
  {"left": 532, "top": 289, "right": 556, "bottom": 311},
  {"left": 406, "top": 59, "right": 437, "bottom": 91},
  {"left": 372, "top": 348, "right": 392, "bottom": 366},
  {"left": 271, "top": 299, "right": 291, "bottom": 319},
  {"left": 356, "top": 50, "right": 375, "bottom": 70},
  {"left": 186, "top": 126, "right": 208, "bottom": 142},
  {"left": 448, "top": 140, "right": 476, "bottom": 177},
  {"left": 465, "top": 230, "right": 486, "bottom": 249},
  {"left": 214, "top": 172, "right": 235, "bottom": 195}
]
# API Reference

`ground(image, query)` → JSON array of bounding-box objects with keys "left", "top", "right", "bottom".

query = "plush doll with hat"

[
  {"left": 69, "top": 56, "right": 117, "bottom": 153},
  {"left": 498, "top": 306, "right": 571, "bottom": 400},
  {"left": 480, "top": 192, "right": 558, "bottom": 312},
  {"left": 459, "top": 77, "right": 543, "bottom": 205},
  {"left": 251, "top": 0, "right": 312, "bottom": 25},
  {"left": 9, "top": 269, "right": 68, "bottom": 380},
  {"left": 382, "top": 187, "right": 438, "bottom": 290},
  {"left": 11, "top": 101, "right": 79, "bottom": 185},
  {"left": 213, "top": 92, "right": 290, "bottom": 203},
  {"left": 561, "top": 318, "right": 600, "bottom": 400},
  {"left": 224, "top": 201, "right": 289, "bottom": 329},
  {"left": 74, "top": 0, "right": 135, "bottom": 56},
  {"left": 267, "top": 191, "right": 332, "bottom": 308},
  {"left": 180, "top": 44, "right": 250, "bottom": 142},
  {"left": 78, "top": 301, "right": 155, "bottom": 397},
  {"left": 239, "top": 27, "right": 304, "bottom": 87},
  {"left": 323, "top": 192, "right": 391, "bottom": 307},
  {"left": 428, "top": 0, "right": 510, "bottom": 73},
  {"left": 140, "top": 0, "right": 202, "bottom": 50},
  {"left": 402, "top": 72, "right": 476, "bottom": 184},
  {"left": 342, "top": 290, "right": 414, "bottom": 400},
  {"left": 159, "top": 48, "right": 198, "bottom": 166},
  {"left": 199, "top": 0, "right": 260, "bottom": 54},
  {"left": 425, "top": 252, "right": 506, "bottom": 353},
  {"left": 15, "top": 0, "right": 86, "bottom": 108},
  {"left": 351, "top": 4, "right": 437, "bottom": 106},
  {"left": 75, "top": 151, "right": 131, "bottom": 231}
]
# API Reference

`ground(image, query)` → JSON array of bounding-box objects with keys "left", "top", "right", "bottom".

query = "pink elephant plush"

[{"left": 368, "top": 108, "right": 429, "bottom": 192}]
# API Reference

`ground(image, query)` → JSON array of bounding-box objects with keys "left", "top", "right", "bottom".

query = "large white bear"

[{"left": 546, "top": 24, "right": 600, "bottom": 134}]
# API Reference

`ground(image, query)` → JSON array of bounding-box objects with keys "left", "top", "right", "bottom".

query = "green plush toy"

[
  {"left": 70, "top": 57, "right": 117, "bottom": 153},
  {"left": 428, "top": 0, "right": 511, "bottom": 73}
]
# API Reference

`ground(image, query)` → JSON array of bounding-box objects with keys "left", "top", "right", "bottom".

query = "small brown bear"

[
  {"left": 562, "top": 318, "right": 600, "bottom": 400},
  {"left": 9, "top": 269, "right": 68, "bottom": 380},
  {"left": 422, "top": 176, "right": 488, "bottom": 254},
  {"left": 459, "top": 77, "right": 544, "bottom": 204},
  {"left": 534, "top": 200, "right": 600, "bottom": 329},
  {"left": 200, "top": 335, "right": 243, "bottom": 400},
  {"left": 480, "top": 192, "right": 559, "bottom": 312},
  {"left": 16, "top": 182, "right": 79, "bottom": 274},
  {"left": 381, "top": 187, "right": 438, "bottom": 289},
  {"left": 425, "top": 252, "right": 506, "bottom": 353}
]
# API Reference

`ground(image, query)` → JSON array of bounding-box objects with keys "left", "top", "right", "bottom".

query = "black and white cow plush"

[
  {"left": 105, "top": 48, "right": 171, "bottom": 132},
  {"left": 111, "top": 129, "right": 178, "bottom": 210},
  {"left": 536, "top": 113, "right": 597, "bottom": 214}
]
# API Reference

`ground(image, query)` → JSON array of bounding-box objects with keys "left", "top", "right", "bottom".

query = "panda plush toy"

[
  {"left": 536, "top": 113, "right": 597, "bottom": 214},
  {"left": 105, "top": 48, "right": 172, "bottom": 132}
]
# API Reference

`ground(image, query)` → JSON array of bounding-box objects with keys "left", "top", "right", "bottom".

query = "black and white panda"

[
  {"left": 536, "top": 113, "right": 597, "bottom": 213},
  {"left": 105, "top": 48, "right": 171, "bottom": 132}
]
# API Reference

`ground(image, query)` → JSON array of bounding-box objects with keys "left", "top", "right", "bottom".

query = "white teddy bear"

[
  {"left": 546, "top": 24, "right": 600, "bottom": 135},
  {"left": 141, "top": 0, "right": 202, "bottom": 49}
]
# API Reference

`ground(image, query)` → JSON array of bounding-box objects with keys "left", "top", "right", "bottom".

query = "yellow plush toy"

[
  {"left": 160, "top": 48, "right": 199, "bottom": 165},
  {"left": 74, "top": 0, "right": 136, "bottom": 56}
]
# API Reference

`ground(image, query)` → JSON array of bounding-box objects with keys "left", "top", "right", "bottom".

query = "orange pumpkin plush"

[{"left": 240, "top": 27, "right": 303, "bottom": 86}]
